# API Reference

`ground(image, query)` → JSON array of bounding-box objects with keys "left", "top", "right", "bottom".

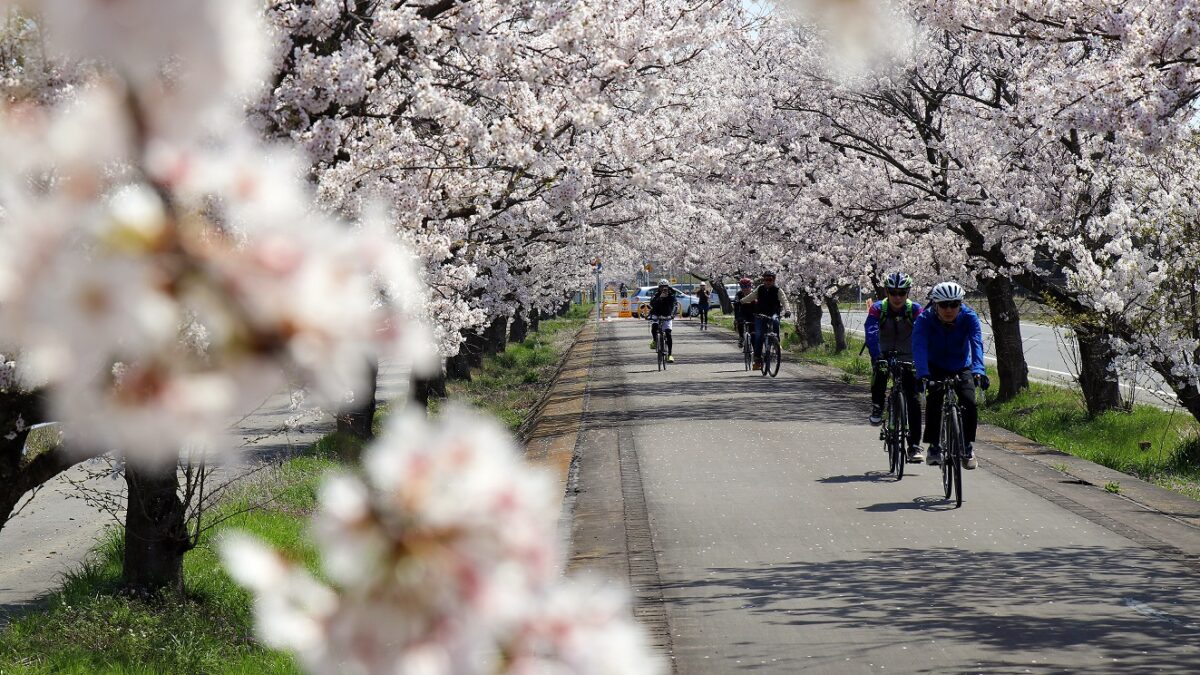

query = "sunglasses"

[
  {"left": 936, "top": 300, "right": 962, "bottom": 310},
  {"left": 887, "top": 289, "right": 909, "bottom": 296}
]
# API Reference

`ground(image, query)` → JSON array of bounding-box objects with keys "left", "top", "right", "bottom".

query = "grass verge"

[
  {"left": 434, "top": 303, "right": 591, "bottom": 431},
  {"left": 711, "top": 311, "right": 1200, "bottom": 499},
  {"left": 0, "top": 433, "right": 354, "bottom": 674}
]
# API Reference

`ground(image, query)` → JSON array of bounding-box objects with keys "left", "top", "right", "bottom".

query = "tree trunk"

[
  {"left": 825, "top": 297, "right": 847, "bottom": 353},
  {"left": 336, "top": 356, "right": 378, "bottom": 442},
  {"left": 123, "top": 461, "right": 188, "bottom": 596},
  {"left": 982, "top": 276, "right": 1029, "bottom": 403},
  {"left": 411, "top": 366, "right": 447, "bottom": 409},
  {"left": 714, "top": 279, "right": 733, "bottom": 313},
  {"left": 796, "top": 292, "right": 823, "bottom": 350},
  {"left": 557, "top": 300, "right": 570, "bottom": 317},
  {"left": 464, "top": 329, "right": 486, "bottom": 368},
  {"left": 446, "top": 350, "right": 472, "bottom": 381},
  {"left": 529, "top": 308, "right": 541, "bottom": 333},
  {"left": 1075, "top": 324, "right": 1123, "bottom": 416},
  {"left": 484, "top": 316, "right": 508, "bottom": 356},
  {"left": 509, "top": 311, "right": 529, "bottom": 344}
]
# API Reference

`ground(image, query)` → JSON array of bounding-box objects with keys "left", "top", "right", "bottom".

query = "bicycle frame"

[
  {"left": 927, "top": 376, "right": 966, "bottom": 507},
  {"left": 755, "top": 314, "right": 781, "bottom": 377},
  {"left": 881, "top": 352, "right": 913, "bottom": 479},
  {"left": 650, "top": 316, "right": 669, "bottom": 370}
]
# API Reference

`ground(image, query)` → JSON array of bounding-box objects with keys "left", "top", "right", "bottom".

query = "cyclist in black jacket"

[
  {"left": 733, "top": 277, "right": 755, "bottom": 348},
  {"left": 739, "top": 271, "right": 792, "bottom": 370},
  {"left": 647, "top": 279, "right": 678, "bottom": 362}
]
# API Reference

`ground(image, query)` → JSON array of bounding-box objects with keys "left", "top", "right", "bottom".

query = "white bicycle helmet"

[
  {"left": 929, "top": 281, "right": 965, "bottom": 303},
  {"left": 658, "top": 278, "right": 670, "bottom": 287}
]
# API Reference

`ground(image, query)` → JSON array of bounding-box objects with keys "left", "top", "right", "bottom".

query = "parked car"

[{"left": 632, "top": 286, "right": 700, "bottom": 318}]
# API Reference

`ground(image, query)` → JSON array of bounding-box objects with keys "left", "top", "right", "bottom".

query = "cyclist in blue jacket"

[
  {"left": 912, "top": 281, "right": 989, "bottom": 469},
  {"left": 864, "top": 272, "right": 924, "bottom": 462}
]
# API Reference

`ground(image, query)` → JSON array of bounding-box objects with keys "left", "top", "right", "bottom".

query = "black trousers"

[
  {"left": 923, "top": 368, "right": 978, "bottom": 446},
  {"left": 698, "top": 306, "right": 710, "bottom": 324},
  {"left": 651, "top": 322, "right": 673, "bottom": 354},
  {"left": 872, "top": 362, "right": 922, "bottom": 445}
]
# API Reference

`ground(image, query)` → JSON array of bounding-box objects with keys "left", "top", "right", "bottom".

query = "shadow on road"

[{"left": 660, "top": 545, "right": 1200, "bottom": 672}]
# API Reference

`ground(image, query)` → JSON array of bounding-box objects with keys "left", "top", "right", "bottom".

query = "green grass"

[
  {"left": 444, "top": 304, "right": 591, "bottom": 432},
  {"left": 978, "top": 380, "right": 1200, "bottom": 489},
  {"left": 0, "top": 439, "right": 346, "bottom": 674}
]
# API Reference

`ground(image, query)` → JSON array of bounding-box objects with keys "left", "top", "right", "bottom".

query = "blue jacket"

[
  {"left": 864, "top": 299, "right": 922, "bottom": 361},
  {"left": 912, "top": 304, "right": 986, "bottom": 379}
]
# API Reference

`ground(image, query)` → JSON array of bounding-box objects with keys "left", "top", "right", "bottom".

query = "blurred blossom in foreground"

[
  {"left": 0, "top": 0, "right": 434, "bottom": 464},
  {"left": 776, "top": 0, "right": 914, "bottom": 74},
  {"left": 221, "top": 410, "right": 662, "bottom": 675}
]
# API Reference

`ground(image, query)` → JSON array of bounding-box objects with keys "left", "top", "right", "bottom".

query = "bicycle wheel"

[
  {"left": 760, "top": 341, "right": 771, "bottom": 376},
  {"left": 889, "top": 390, "right": 905, "bottom": 480},
  {"left": 765, "top": 338, "right": 781, "bottom": 377},
  {"left": 945, "top": 407, "right": 964, "bottom": 506},
  {"left": 743, "top": 340, "right": 752, "bottom": 371}
]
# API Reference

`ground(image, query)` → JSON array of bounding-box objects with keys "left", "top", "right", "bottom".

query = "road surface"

[{"left": 570, "top": 318, "right": 1200, "bottom": 673}]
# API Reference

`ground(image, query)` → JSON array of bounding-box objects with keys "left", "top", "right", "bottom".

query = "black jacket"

[
  {"left": 734, "top": 289, "right": 755, "bottom": 323},
  {"left": 649, "top": 292, "right": 678, "bottom": 318}
]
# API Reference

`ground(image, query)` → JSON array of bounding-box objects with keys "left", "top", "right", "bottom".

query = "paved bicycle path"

[{"left": 570, "top": 318, "right": 1200, "bottom": 673}]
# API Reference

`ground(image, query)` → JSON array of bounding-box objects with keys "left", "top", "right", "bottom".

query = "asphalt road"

[
  {"left": 831, "top": 309, "right": 1177, "bottom": 407},
  {"left": 0, "top": 361, "right": 410, "bottom": 621},
  {"left": 572, "top": 318, "right": 1200, "bottom": 673}
]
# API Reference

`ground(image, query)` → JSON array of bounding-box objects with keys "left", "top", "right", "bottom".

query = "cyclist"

[
  {"left": 647, "top": 279, "right": 677, "bottom": 363},
  {"left": 864, "top": 272, "right": 924, "bottom": 462},
  {"left": 733, "top": 277, "right": 755, "bottom": 348},
  {"left": 739, "top": 270, "right": 791, "bottom": 370},
  {"left": 912, "top": 281, "right": 989, "bottom": 469},
  {"left": 695, "top": 282, "right": 711, "bottom": 328}
]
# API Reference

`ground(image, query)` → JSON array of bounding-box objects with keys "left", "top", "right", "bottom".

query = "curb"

[{"left": 520, "top": 319, "right": 598, "bottom": 517}]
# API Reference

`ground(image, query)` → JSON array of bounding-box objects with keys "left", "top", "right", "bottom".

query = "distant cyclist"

[
  {"left": 733, "top": 277, "right": 755, "bottom": 348},
  {"left": 864, "top": 272, "right": 924, "bottom": 462},
  {"left": 647, "top": 279, "right": 677, "bottom": 363},
  {"left": 912, "top": 281, "right": 989, "bottom": 469},
  {"left": 739, "top": 270, "right": 791, "bottom": 371},
  {"left": 696, "top": 282, "right": 711, "bottom": 328}
]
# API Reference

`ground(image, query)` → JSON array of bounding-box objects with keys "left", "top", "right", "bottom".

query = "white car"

[{"left": 632, "top": 286, "right": 700, "bottom": 318}]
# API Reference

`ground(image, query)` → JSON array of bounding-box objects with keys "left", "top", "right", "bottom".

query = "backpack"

[{"left": 880, "top": 300, "right": 916, "bottom": 322}]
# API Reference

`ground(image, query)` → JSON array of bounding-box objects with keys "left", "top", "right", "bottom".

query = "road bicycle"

[
  {"left": 650, "top": 316, "right": 669, "bottom": 371},
  {"left": 756, "top": 314, "right": 781, "bottom": 378},
  {"left": 740, "top": 320, "right": 754, "bottom": 371},
  {"left": 927, "top": 375, "right": 967, "bottom": 507},
  {"left": 878, "top": 351, "right": 913, "bottom": 480}
]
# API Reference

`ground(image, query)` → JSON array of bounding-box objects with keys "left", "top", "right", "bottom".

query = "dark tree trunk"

[
  {"left": 123, "top": 461, "right": 188, "bottom": 595},
  {"left": 529, "top": 308, "right": 541, "bottom": 333},
  {"left": 336, "top": 356, "right": 378, "bottom": 443},
  {"left": 1075, "top": 324, "right": 1123, "bottom": 416},
  {"left": 446, "top": 350, "right": 472, "bottom": 381},
  {"left": 411, "top": 366, "right": 447, "bottom": 410},
  {"left": 463, "top": 329, "right": 486, "bottom": 368},
  {"left": 796, "top": 292, "right": 824, "bottom": 349},
  {"left": 484, "top": 317, "right": 508, "bottom": 356},
  {"left": 714, "top": 279, "right": 733, "bottom": 313},
  {"left": 557, "top": 300, "right": 570, "bottom": 317},
  {"left": 982, "top": 276, "right": 1029, "bottom": 403},
  {"left": 825, "top": 297, "right": 847, "bottom": 353},
  {"left": 509, "top": 311, "right": 529, "bottom": 344}
]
